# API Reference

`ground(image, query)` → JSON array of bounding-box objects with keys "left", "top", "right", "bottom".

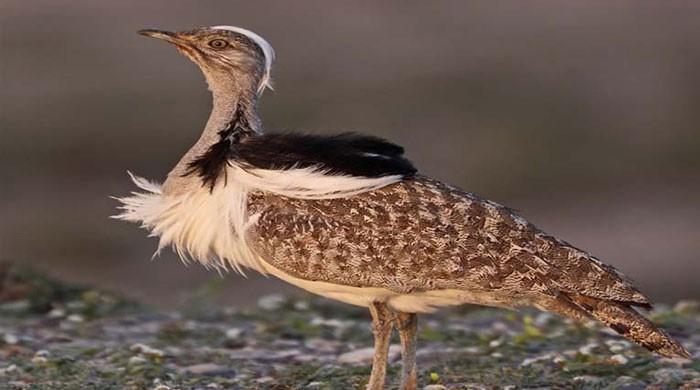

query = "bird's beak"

[{"left": 137, "top": 29, "right": 186, "bottom": 45}]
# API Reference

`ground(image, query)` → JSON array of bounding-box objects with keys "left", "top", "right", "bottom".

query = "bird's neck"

[
  {"left": 205, "top": 89, "right": 261, "bottom": 142},
  {"left": 163, "top": 86, "right": 261, "bottom": 195}
]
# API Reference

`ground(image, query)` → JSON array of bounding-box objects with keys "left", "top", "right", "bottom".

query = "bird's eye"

[{"left": 208, "top": 39, "right": 229, "bottom": 49}]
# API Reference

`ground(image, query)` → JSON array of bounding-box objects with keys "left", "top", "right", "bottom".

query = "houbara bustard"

[{"left": 115, "top": 26, "right": 689, "bottom": 389}]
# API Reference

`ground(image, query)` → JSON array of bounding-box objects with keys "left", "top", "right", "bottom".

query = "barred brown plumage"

[{"left": 250, "top": 176, "right": 652, "bottom": 309}]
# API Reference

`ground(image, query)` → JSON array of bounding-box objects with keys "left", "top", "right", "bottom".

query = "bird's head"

[{"left": 138, "top": 26, "right": 275, "bottom": 96}]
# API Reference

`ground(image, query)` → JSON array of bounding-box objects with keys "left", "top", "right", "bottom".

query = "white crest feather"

[{"left": 211, "top": 25, "right": 275, "bottom": 95}]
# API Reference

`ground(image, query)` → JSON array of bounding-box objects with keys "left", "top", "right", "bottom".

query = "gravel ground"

[{"left": 0, "top": 263, "right": 698, "bottom": 390}]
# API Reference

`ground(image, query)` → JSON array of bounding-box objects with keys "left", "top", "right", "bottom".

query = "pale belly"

[{"left": 259, "top": 259, "right": 520, "bottom": 313}]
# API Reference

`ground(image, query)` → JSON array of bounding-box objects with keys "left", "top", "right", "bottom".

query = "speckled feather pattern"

[
  {"left": 249, "top": 175, "right": 647, "bottom": 306},
  {"left": 248, "top": 175, "right": 689, "bottom": 357}
]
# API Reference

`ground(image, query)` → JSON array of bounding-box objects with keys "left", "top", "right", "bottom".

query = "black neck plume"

[
  {"left": 185, "top": 96, "right": 417, "bottom": 192},
  {"left": 184, "top": 103, "right": 255, "bottom": 191}
]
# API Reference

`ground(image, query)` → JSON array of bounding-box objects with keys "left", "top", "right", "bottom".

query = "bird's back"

[{"left": 250, "top": 175, "right": 647, "bottom": 306}]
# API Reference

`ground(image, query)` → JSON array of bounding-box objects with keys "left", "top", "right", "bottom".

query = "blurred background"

[{"left": 1, "top": 1, "right": 698, "bottom": 308}]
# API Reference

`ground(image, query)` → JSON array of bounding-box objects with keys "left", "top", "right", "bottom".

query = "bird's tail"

[{"left": 541, "top": 294, "right": 690, "bottom": 359}]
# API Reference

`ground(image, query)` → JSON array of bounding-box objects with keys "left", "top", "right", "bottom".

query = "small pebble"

[
  {"left": 34, "top": 350, "right": 50, "bottom": 358},
  {"left": 605, "top": 339, "right": 632, "bottom": 353},
  {"left": 180, "top": 363, "right": 235, "bottom": 377},
  {"left": 463, "top": 346, "right": 482, "bottom": 354},
  {"left": 128, "top": 356, "right": 147, "bottom": 366},
  {"left": 67, "top": 314, "right": 85, "bottom": 323},
  {"left": 255, "top": 376, "right": 275, "bottom": 384},
  {"left": 520, "top": 353, "right": 555, "bottom": 367},
  {"left": 257, "top": 294, "right": 286, "bottom": 310},
  {"left": 3, "top": 334, "right": 18, "bottom": 345},
  {"left": 534, "top": 312, "right": 554, "bottom": 327},
  {"left": 66, "top": 300, "right": 86, "bottom": 311},
  {"left": 130, "top": 343, "right": 165, "bottom": 358},
  {"left": 294, "top": 300, "right": 310, "bottom": 310},
  {"left": 606, "top": 376, "right": 647, "bottom": 390},
  {"left": 562, "top": 349, "right": 578, "bottom": 358},
  {"left": 578, "top": 342, "right": 600, "bottom": 355},
  {"left": 31, "top": 356, "right": 48, "bottom": 365},
  {"left": 609, "top": 354, "right": 628, "bottom": 365},
  {"left": 0, "top": 364, "right": 20, "bottom": 376},
  {"left": 225, "top": 327, "right": 242, "bottom": 340},
  {"left": 488, "top": 338, "right": 503, "bottom": 348},
  {"left": 310, "top": 317, "right": 353, "bottom": 329},
  {"left": 490, "top": 321, "right": 510, "bottom": 332},
  {"left": 47, "top": 308, "right": 66, "bottom": 318},
  {"left": 649, "top": 368, "right": 699, "bottom": 384},
  {"left": 423, "top": 385, "right": 447, "bottom": 390},
  {"left": 338, "top": 345, "right": 401, "bottom": 364},
  {"left": 573, "top": 375, "right": 603, "bottom": 386},
  {"left": 552, "top": 355, "right": 567, "bottom": 364}
]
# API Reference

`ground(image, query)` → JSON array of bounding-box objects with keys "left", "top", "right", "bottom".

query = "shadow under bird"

[{"left": 114, "top": 25, "right": 690, "bottom": 389}]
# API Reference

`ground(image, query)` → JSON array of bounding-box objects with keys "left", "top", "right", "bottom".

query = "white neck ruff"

[{"left": 113, "top": 166, "right": 402, "bottom": 273}]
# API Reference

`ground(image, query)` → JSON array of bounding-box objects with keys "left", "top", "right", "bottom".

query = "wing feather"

[{"left": 249, "top": 176, "right": 650, "bottom": 307}]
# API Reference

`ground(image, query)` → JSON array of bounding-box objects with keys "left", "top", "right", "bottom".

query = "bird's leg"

[
  {"left": 367, "top": 301, "right": 394, "bottom": 390},
  {"left": 396, "top": 312, "right": 418, "bottom": 390}
]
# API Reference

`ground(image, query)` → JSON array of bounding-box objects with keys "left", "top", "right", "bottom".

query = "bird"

[{"left": 115, "top": 26, "right": 689, "bottom": 389}]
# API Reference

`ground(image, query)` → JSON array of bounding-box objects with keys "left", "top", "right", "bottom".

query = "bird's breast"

[{"left": 115, "top": 173, "right": 264, "bottom": 274}]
